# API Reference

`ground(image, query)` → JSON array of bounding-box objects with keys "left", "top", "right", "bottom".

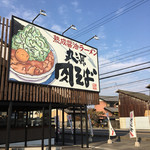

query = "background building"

[
  {"left": 117, "top": 90, "right": 150, "bottom": 129},
  {"left": 95, "top": 96, "right": 118, "bottom": 117},
  {"left": 95, "top": 96, "right": 119, "bottom": 128}
]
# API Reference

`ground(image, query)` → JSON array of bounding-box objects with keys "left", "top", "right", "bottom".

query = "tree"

[{"left": 88, "top": 108, "right": 104, "bottom": 127}]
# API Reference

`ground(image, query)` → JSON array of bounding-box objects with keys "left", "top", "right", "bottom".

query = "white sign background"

[
  {"left": 129, "top": 111, "right": 137, "bottom": 138},
  {"left": 9, "top": 16, "right": 100, "bottom": 92},
  {"left": 106, "top": 113, "right": 116, "bottom": 137}
]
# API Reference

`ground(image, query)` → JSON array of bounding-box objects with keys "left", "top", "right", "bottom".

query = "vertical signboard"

[
  {"left": 67, "top": 115, "right": 73, "bottom": 134},
  {"left": 106, "top": 113, "right": 116, "bottom": 137},
  {"left": 88, "top": 114, "right": 94, "bottom": 137},
  {"left": 129, "top": 111, "right": 137, "bottom": 138},
  {"left": 8, "top": 16, "right": 100, "bottom": 92}
]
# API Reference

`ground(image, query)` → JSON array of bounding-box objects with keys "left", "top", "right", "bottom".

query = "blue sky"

[{"left": 1, "top": 0, "right": 150, "bottom": 96}]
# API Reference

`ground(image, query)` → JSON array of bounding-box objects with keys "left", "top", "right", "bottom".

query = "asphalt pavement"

[
  {"left": 0, "top": 128, "right": 150, "bottom": 150},
  {"left": 57, "top": 128, "right": 150, "bottom": 150},
  {"left": 61, "top": 140, "right": 150, "bottom": 150}
]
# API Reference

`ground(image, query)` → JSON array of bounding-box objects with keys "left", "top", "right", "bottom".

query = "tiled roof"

[
  {"left": 116, "top": 90, "right": 150, "bottom": 102},
  {"left": 99, "top": 96, "right": 118, "bottom": 102},
  {"left": 104, "top": 107, "right": 118, "bottom": 113}
]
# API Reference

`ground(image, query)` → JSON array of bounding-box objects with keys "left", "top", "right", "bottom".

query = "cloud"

[
  {"left": 57, "top": 4, "right": 70, "bottom": 25},
  {"left": 2, "top": 0, "right": 9, "bottom": 6},
  {"left": 115, "top": 8, "right": 124, "bottom": 15},
  {"left": 97, "top": 26, "right": 106, "bottom": 40},
  {"left": 112, "top": 40, "right": 122, "bottom": 48},
  {"left": 98, "top": 43, "right": 109, "bottom": 51},
  {"left": 99, "top": 57, "right": 145, "bottom": 74},
  {"left": 1, "top": 0, "right": 15, "bottom": 9},
  {"left": 99, "top": 55, "right": 150, "bottom": 96},
  {"left": 100, "top": 77, "right": 150, "bottom": 96},
  {"left": 1, "top": 0, "right": 38, "bottom": 22},
  {"left": 58, "top": 4, "right": 68, "bottom": 15},
  {"left": 98, "top": 39, "right": 124, "bottom": 61},
  {"left": 71, "top": 1, "right": 82, "bottom": 13},
  {"left": 75, "top": 9, "right": 82, "bottom": 13},
  {"left": 51, "top": 24, "right": 64, "bottom": 33},
  {"left": 2, "top": 0, "right": 12, "bottom": 7},
  {"left": 71, "top": 1, "right": 79, "bottom": 7},
  {"left": 7, "top": 7, "right": 38, "bottom": 23}
]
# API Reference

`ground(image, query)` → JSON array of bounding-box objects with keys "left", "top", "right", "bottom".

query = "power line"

[
  {"left": 99, "top": 45, "right": 150, "bottom": 65},
  {"left": 100, "top": 61, "right": 150, "bottom": 76},
  {"left": 99, "top": 51, "right": 150, "bottom": 68},
  {"left": 74, "top": 0, "right": 149, "bottom": 39},
  {"left": 101, "top": 78, "right": 150, "bottom": 90},
  {"left": 100, "top": 66, "right": 150, "bottom": 80},
  {"left": 69, "top": 0, "right": 135, "bottom": 37},
  {"left": 71, "top": 0, "right": 149, "bottom": 39},
  {"left": 100, "top": 48, "right": 150, "bottom": 67},
  {"left": 71, "top": 0, "right": 141, "bottom": 38}
]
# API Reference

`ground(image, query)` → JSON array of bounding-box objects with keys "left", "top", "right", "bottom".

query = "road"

[
  {"left": 0, "top": 128, "right": 150, "bottom": 150},
  {"left": 64, "top": 128, "right": 150, "bottom": 138},
  {"left": 57, "top": 128, "right": 150, "bottom": 150}
]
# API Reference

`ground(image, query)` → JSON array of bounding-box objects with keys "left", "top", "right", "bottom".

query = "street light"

[
  {"left": 85, "top": 35, "right": 99, "bottom": 44},
  {"left": 32, "top": 10, "right": 47, "bottom": 23},
  {"left": 62, "top": 25, "right": 77, "bottom": 35}
]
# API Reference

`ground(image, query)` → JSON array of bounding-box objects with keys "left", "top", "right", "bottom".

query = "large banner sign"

[{"left": 8, "top": 16, "right": 100, "bottom": 92}]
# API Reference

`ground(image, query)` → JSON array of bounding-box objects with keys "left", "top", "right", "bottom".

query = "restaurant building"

[{"left": 0, "top": 16, "right": 100, "bottom": 150}]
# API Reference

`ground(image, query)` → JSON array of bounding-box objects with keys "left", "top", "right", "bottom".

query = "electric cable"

[
  {"left": 100, "top": 45, "right": 150, "bottom": 65},
  {"left": 100, "top": 49, "right": 150, "bottom": 68},
  {"left": 71, "top": 0, "right": 149, "bottom": 39},
  {"left": 100, "top": 61, "right": 150, "bottom": 76},
  {"left": 69, "top": 0, "right": 135, "bottom": 37},
  {"left": 73, "top": 0, "right": 149, "bottom": 39},
  {"left": 101, "top": 78, "right": 150, "bottom": 90},
  {"left": 100, "top": 66, "right": 150, "bottom": 80}
]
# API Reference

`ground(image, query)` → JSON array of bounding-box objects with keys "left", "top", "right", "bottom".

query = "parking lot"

[
  {"left": 1, "top": 129, "right": 150, "bottom": 150},
  {"left": 60, "top": 136, "right": 150, "bottom": 150}
]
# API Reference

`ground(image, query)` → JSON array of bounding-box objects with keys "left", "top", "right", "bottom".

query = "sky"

[{"left": 0, "top": 0, "right": 150, "bottom": 96}]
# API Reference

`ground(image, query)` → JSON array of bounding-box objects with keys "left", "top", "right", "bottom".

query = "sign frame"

[{"left": 8, "top": 15, "right": 100, "bottom": 92}]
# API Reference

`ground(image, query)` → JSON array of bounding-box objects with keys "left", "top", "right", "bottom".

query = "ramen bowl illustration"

[{"left": 10, "top": 24, "right": 57, "bottom": 82}]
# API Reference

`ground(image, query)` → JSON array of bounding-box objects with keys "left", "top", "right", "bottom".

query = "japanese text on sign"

[
  {"left": 55, "top": 48, "right": 98, "bottom": 90},
  {"left": 53, "top": 34, "right": 97, "bottom": 56}
]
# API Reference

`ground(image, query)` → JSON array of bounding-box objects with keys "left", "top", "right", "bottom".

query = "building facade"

[
  {"left": 95, "top": 96, "right": 118, "bottom": 117},
  {"left": 117, "top": 90, "right": 150, "bottom": 129},
  {"left": 117, "top": 90, "right": 150, "bottom": 117}
]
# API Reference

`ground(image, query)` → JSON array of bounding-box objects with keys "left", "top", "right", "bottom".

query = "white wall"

[{"left": 120, "top": 116, "right": 150, "bottom": 129}]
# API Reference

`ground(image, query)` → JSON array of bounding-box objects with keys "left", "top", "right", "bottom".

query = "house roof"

[
  {"left": 146, "top": 84, "right": 150, "bottom": 89},
  {"left": 104, "top": 107, "right": 118, "bottom": 113},
  {"left": 116, "top": 90, "right": 150, "bottom": 102},
  {"left": 99, "top": 96, "right": 118, "bottom": 102}
]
